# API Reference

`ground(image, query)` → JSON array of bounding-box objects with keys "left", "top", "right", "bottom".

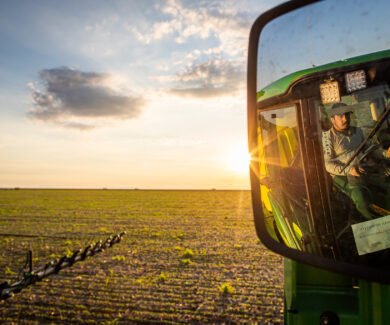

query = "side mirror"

[{"left": 248, "top": 0, "right": 390, "bottom": 283}]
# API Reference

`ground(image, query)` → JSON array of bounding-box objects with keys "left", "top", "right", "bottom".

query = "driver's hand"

[
  {"left": 386, "top": 147, "right": 390, "bottom": 158},
  {"left": 349, "top": 166, "right": 364, "bottom": 176}
]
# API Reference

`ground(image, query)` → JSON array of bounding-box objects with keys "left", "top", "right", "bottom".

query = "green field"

[{"left": 0, "top": 189, "right": 283, "bottom": 324}]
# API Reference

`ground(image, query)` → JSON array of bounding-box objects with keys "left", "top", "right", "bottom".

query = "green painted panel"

[{"left": 258, "top": 49, "right": 390, "bottom": 102}]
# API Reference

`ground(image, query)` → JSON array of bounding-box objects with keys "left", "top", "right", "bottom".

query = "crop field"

[{"left": 0, "top": 189, "right": 283, "bottom": 324}]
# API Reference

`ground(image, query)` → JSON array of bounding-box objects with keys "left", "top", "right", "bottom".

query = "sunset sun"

[{"left": 225, "top": 145, "right": 251, "bottom": 175}]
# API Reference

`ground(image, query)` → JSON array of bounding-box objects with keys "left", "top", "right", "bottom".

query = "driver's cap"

[{"left": 330, "top": 103, "right": 353, "bottom": 117}]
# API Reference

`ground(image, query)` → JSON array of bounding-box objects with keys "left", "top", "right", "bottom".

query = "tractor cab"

[
  {"left": 256, "top": 50, "right": 390, "bottom": 266},
  {"left": 247, "top": 1, "right": 390, "bottom": 323}
]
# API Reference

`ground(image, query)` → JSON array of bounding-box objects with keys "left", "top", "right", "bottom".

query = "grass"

[
  {"left": 4, "top": 266, "right": 15, "bottom": 276},
  {"left": 182, "top": 248, "right": 194, "bottom": 258},
  {"left": 111, "top": 255, "right": 126, "bottom": 262},
  {"left": 219, "top": 282, "right": 235, "bottom": 296},
  {"left": 157, "top": 272, "right": 168, "bottom": 283},
  {"left": 180, "top": 258, "right": 193, "bottom": 266},
  {"left": 0, "top": 189, "right": 283, "bottom": 324}
]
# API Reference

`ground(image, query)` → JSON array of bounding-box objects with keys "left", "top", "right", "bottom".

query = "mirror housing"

[{"left": 248, "top": 0, "right": 390, "bottom": 283}]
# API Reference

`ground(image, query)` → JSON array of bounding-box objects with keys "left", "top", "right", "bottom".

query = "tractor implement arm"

[{"left": 0, "top": 231, "right": 126, "bottom": 300}]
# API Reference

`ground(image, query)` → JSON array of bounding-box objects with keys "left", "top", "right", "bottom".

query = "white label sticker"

[{"left": 351, "top": 215, "right": 390, "bottom": 255}]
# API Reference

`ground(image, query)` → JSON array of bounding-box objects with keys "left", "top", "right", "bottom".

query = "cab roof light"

[
  {"left": 345, "top": 69, "right": 366, "bottom": 93},
  {"left": 320, "top": 79, "right": 340, "bottom": 104}
]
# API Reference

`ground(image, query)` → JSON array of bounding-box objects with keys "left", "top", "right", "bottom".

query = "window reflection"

[
  {"left": 258, "top": 88, "right": 390, "bottom": 266},
  {"left": 318, "top": 85, "right": 390, "bottom": 264},
  {"left": 258, "top": 106, "right": 313, "bottom": 252}
]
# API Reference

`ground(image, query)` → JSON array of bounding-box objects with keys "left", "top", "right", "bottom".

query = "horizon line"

[{"left": 0, "top": 187, "right": 251, "bottom": 191}]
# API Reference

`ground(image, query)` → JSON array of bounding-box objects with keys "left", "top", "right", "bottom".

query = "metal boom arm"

[{"left": 0, "top": 231, "right": 126, "bottom": 300}]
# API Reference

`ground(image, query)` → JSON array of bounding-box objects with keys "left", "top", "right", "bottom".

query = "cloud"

[
  {"left": 169, "top": 58, "right": 244, "bottom": 97},
  {"left": 28, "top": 67, "right": 144, "bottom": 129},
  {"left": 132, "top": 0, "right": 251, "bottom": 57},
  {"left": 57, "top": 121, "right": 96, "bottom": 131},
  {"left": 132, "top": 0, "right": 253, "bottom": 99}
]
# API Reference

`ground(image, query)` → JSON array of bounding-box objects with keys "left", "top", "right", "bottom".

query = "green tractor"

[{"left": 247, "top": 1, "right": 390, "bottom": 323}]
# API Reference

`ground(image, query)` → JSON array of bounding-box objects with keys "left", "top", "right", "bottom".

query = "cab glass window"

[{"left": 258, "top": 106, "right": 312, "bottom": 252}]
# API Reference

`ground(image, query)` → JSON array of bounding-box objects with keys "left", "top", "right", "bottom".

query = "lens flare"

[{"left": 225, "top": 146, "right": 251, "bottom": 175}]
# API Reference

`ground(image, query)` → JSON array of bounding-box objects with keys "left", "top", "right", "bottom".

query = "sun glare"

[{"left": 225, "top": 145, "right": 251, "bottom": 175}]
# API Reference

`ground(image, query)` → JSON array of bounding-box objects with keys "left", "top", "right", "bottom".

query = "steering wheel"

[{"left": 357, "top": 143, "right": 381, "bottom": 164}]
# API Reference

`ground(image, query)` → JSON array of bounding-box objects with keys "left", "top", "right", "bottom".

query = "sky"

[{"left": 0, "top": 0, "right": 283, "bottom": 190}]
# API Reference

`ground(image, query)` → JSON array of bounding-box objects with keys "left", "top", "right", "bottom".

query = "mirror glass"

[
  {"left": 258, "top": 0, "right": 389, "bottom": 90},
  {"left": 255, "top": 0, "right": 390, "bottom": 270}
]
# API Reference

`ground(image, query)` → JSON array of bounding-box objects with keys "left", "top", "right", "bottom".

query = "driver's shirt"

[{"left": 322, "top": 126, "right": 364, "bottom": 176}]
